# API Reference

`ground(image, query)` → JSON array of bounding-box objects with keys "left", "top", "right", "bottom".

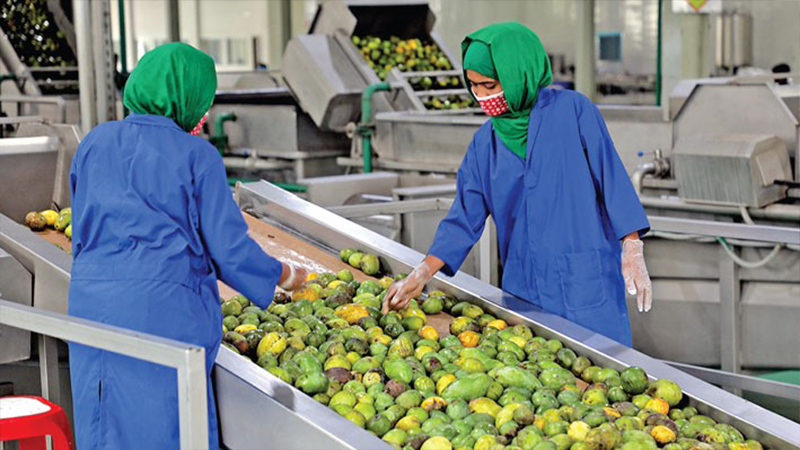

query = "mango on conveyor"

[
  {"left": 209, "top": 257, "right": 766, "bottom": 450},
  {"left": 24, "top": 211, "right": 47, "bottom": 231}
]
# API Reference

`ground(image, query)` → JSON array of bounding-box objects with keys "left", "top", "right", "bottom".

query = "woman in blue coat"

[
  {"left": 384, "top": 23, "right": 652, "bottom": 346},
  {"left": 68, "top": 43, "right": 307, "bottom": 449}
]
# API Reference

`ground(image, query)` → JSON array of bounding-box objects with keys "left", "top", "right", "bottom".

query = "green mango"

[
  {"left": 360, "top": 254, "right": 381, "bottom": 275},
  {"left": 340, "top": 248, "right": 357, "bottom": 262},
  {"left": 384, "top": 358, "right": 414, "bottom": 384},
  {"left": 388, "top": 336, "right": 414, "bottom": 359},
  {"left": 295, "top": 371, "right": 328, "bottom": 394},
  {"left": 421, "top": 296, "right": 444, "bottom": 314},
  {"left": 294, "top": 352, "right": 322, "bottom": 374},
  {"left": 367, "top": 413, "right": 392, "bottom": 437},
  {"left": 497, "top": 340, "right": 526, "bottom": 361},
  {"left": 441, "top": 373, "right": 491, "bottom": 401},
  {"left": 486, "top": 381, "right": 504, "bottom": 401},
  {"left": 555, "top": 348, "right": 577, "bottom": 368},
  {"left": 396, "top": 389, "right": 423, "bottom": 409},
  {"left": 499, "top": 387, "right": 532, "bottom": 406},
  {"left": 538, "top": 368, "right": 576, "bottom": 391},
  {"left": 514, "top": 426, "right": 544, "bottom": 450},
  {"left": 647, "top": 379, "right": 683, "bottom": 407},
  {"left": 352, "top": 356, "right": 381, "bottom": 374},
  {"left": 284, "top": 318, "right": 312, "bottom": 339},
  {"left": 494, "top": 367, "right": 543, "bottom": 391}
]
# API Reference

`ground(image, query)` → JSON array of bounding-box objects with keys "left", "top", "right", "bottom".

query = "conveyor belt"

[{"left": 29, "top": 212, "right": 457, "bottom": 337}]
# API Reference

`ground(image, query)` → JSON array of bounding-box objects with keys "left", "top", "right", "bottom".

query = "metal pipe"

[
  {"left": 632, "top": 162, "right": 656, "bottom": 194},
  {"left": 221, "top": 156, "right": 288, "bottom": 172},
  {"left": 0, "top": 31, "right": 41, "bottom": 96},
  {"left": 228, "top": 177, "right": 307, "bottom": 193},
  {"left": 0, "top": 95, "right": 67, "bottom": 123},
  {"left": 641, "top": 196, "right": 800, "bottom": 222},
  {"left": 75, "top": 0, "right": 96, "bottom": 132},
  {"left": 359, "top": 82, "right": 391, "bottom": 173},
  {"left": 211, "top": 112, "right": 236, "bottom": 154}
]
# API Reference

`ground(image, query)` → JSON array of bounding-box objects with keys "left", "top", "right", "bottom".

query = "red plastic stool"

[{"left": 0, "top": 395, "right": 74, "bottom": 450}]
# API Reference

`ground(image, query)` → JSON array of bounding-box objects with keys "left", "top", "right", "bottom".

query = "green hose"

[{"left": 359, "top": 82, "right": 391, "bottom": 173}]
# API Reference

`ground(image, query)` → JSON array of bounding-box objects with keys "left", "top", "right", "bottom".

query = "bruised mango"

[{"left": 335, "top": 304, "right": 370, "bottom": 324}]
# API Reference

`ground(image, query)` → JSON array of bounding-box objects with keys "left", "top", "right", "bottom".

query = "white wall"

[
  {"left": 431, "top": 0, "right": 799, "bottom": 77},
  {"left": 431, "top": 0, "right": 658, "bottom": 76},
  {"left": 110, "top": 0, "right": 317, "bottom": 70}
]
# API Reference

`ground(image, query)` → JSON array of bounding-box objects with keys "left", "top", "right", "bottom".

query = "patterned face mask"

[
  {"left": 189, "top": 113, "right": 208, "bottom": 136},
  {"left": 473, "top": 90, "right": 509, "bottom": 116}
]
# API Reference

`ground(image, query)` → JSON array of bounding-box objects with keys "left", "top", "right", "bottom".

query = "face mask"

[
  {"left": 473, "top": 90, "right": 509, "bottom": 116},
  {"left": 189, "top": 113, "right": 208, "bottom": 136}
]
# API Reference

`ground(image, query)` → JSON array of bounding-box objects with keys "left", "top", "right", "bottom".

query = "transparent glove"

[
  {"left": 621, "top": 239, "right": 653, "bottom": 312},
  {"left": 279, "top": 263, "right": 307, "bottom": 292},
  {"left": 382, "top": 262, "right": 434, "bottom": 314}
]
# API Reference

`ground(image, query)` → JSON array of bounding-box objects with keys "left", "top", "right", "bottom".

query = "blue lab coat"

[
  {"left": 68, "top": 113, "right": 283, "bottom": 449},
  {"left": 429, "top": 89, "right": 649, "bottom": 346}
]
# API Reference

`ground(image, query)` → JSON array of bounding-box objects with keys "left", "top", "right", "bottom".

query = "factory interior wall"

[
  {"left": 432, "top": 0, "right": 799, "bottom": 79},
  {"left": 109, "top": 0, "right": 317, "bottom": 71}
]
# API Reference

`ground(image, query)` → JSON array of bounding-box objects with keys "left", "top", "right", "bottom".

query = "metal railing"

[
  {"left": 0, "top": 95, "right": 67, "bottom": 124},
  {"left": 0, "top": 300, "right": 209, "bottom": 450}
]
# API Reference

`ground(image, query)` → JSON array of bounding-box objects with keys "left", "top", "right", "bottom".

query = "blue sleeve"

[
  {"left": 195, "top": 158, "right": 283, "bottom": 308},
  {"left": 428, "top": 141, "right": 489, "bottom": 276},
  {"left": 577, "top": 97, "right": 650, "bottom": 239}
]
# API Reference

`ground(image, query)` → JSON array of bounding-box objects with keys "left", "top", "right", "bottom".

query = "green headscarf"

[
  {"left": 462, "top": 22, "right": 552, "bottom": 159},
  {"left": 123, "top": 42, "right": 217, "bottom": 132}
]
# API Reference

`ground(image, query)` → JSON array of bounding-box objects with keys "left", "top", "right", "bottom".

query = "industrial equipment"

[
  {"left": 282, "top": 0, "right": 474, "bottom": 134},
  {"left": 673, "top": 135, "right": 792, "bottom": 207}
]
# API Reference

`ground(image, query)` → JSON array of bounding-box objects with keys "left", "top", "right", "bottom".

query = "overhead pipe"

[
  {"left": 358, "top": 82, "right": 391, "bottom": 173},
  {"left": 640, "top": 197, "right": 800, "bottom": 223}
]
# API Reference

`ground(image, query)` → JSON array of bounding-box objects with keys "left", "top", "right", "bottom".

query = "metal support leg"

[
  {"left": 38, "top": 334, "right": 61, "bottom": 406},
  {"left": 719, "top": 245, "right": 742, "bottom": 395},
  {"left": 478, "top": 218, "right": 492, "bottom": 284}
]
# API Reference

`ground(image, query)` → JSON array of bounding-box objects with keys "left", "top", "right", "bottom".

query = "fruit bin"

[
  {"left": 282, "top": 0, "right": 478, "bottom": 134},
  {"left": 210, "top": 180, "right": 800, "bottom": 450}
]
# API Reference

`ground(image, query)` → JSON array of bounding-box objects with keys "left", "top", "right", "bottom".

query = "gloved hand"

[
  {"left": 621, "top": 239, "right": 652, "bottom": 312},
  {"left": 382, "top": 262, "right": 434, "bottom": 314},
  {"left": 279, "top": 262, "right": 308, "bottom": 292}
]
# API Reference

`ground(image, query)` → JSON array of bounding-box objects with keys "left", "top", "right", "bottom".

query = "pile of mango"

[
  {"left": 340, "top": 248, "right": 383, "bottom": 276},
  {"left": 1, "top": 0, "right": 76, "bottom": 68},
  {"left": 220, "top": 268, "right": 765, "bottom": 450},
  {"left": 24, "top": 208, "right": 72, "bottom": 240},
  {"left": 352, "top": 36, "right": 452, "bottom": 80},
  {"left": 350, "top": 36, "right": 476, "bottom": 111}
]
